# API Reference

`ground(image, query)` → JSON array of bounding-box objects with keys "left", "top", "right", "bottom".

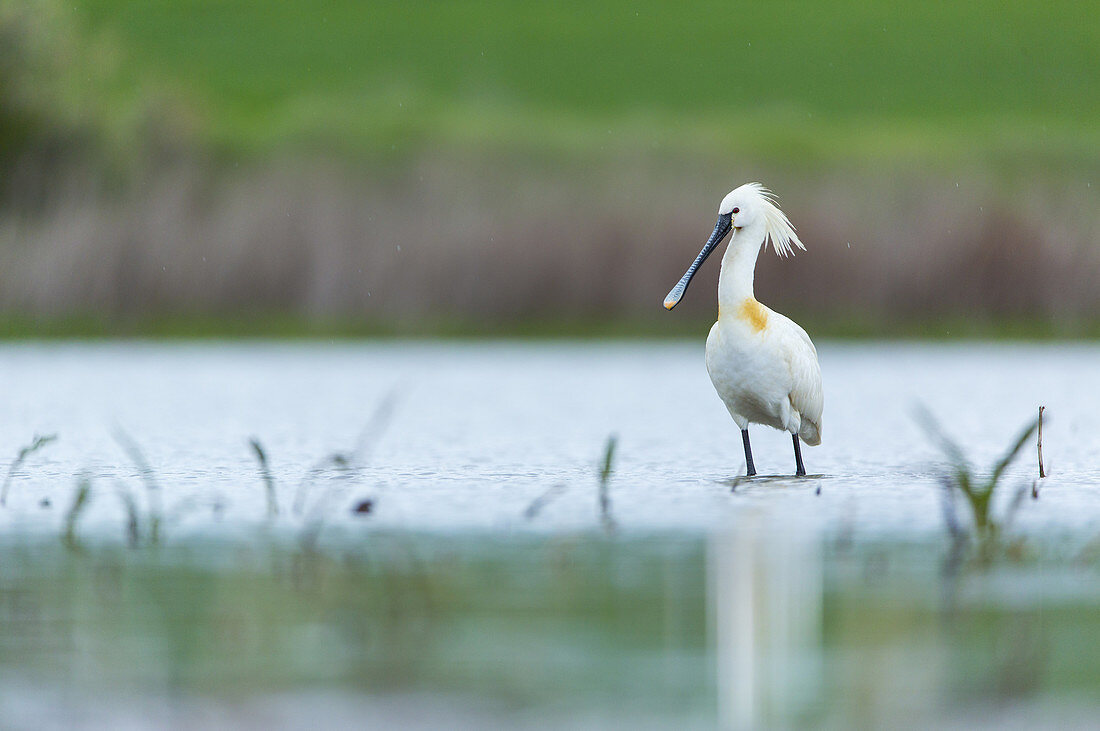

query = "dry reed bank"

[{"left": 1, "top": 155, "right": 1098, "bottom": 337}]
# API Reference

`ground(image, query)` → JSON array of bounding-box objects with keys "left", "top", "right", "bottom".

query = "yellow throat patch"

[{"left": 738, "top": 298, "right": 769, "bottom": 333}]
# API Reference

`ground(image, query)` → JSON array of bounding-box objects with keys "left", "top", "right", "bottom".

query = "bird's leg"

[
  {"left": 792, "top": 434, "right": 806, "bottom": 477},
  {"left": 741, "top": 429, "right": 757, "bottom": 477}
]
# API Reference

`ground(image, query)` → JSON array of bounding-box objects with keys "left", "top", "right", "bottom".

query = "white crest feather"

[{"left": 744, "top": 182, "right": 805, "bottom": 258}]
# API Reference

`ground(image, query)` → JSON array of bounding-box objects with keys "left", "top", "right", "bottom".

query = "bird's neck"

[{"left": 717, "top": 226, "right": 763, "bottom": 311}]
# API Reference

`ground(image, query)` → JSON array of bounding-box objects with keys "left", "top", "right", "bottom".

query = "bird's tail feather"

[{"left": 799, "top": 420, "right": 821, "bottom": 446}]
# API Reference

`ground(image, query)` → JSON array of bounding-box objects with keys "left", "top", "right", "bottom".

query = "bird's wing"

[{"left": 780, "top": 319, "right": 824, "bottom": 445}]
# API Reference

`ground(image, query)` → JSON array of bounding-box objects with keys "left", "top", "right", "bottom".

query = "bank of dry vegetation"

[
  {"left": 1, "top": 0, "right": 1098, "bottom": 336},
  {"left": 2, "top": 155, "right": 1098, "bottom": 336}
]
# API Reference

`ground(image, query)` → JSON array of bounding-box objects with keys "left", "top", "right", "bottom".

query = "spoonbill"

[{"left": 663, "top": 183, "right": 822, "bottom": 477}]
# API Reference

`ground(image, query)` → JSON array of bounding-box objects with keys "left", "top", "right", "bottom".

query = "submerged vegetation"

[
  {"left": 0, "top": 532, "right": 712, "bottom": 724},
  {"left": 113, "top": 428, "right": 164, "bottom": 546},
  {"left": 3, "top": 388, "right": 1100, "bottom": 724},
  {"left": 520, "top": 434, "right": 619, "bottom": 531},
  {"left": 0, "top": 399, "right": 1075, "bottom": 559},
  {"left": 0, "top": 417, "right": 631, "bottom": 551},
  {"left": 0, "top": 432, "right": 57, "bottom": 506},
  {"left": 918, "top": 407, "right": 1040, "bottom": 561}
]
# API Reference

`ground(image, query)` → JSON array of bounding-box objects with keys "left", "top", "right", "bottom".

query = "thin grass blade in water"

[
  {"left": 937, "top": 476, "right": 964, "bottom": 543},
  {"left": 114, "top": 485, "right": 141, "bottom": 548},
  {"left": 63, "top": 473, "right": 92, "bottom": 550},
  {"left": 914, "top": 407, "right": 969, "bottom": 470},
  {"left": 989, "top": 419, "right": 1039, "bottom": 488},
  {"left": 293, "top": 392, "right": 398, "bottom": 516},
  {"left": 598, "top": 435, "right": 618, "bottom": 533},
  {"left": 350, "top": 388, "right": 399, "bottom": 465},
  {"left": 524, "top": 484, "right": 566, "bottom": 521},
  {"left": 1, "top": 433, "right": 58, "bottom": 506},
  {"left": 1002, "top": 481, "right": 1033, "bottom": 532},
  {"left": 113, "top": 428, "right": 160, "bottom": 492},
  {"left": 921, "top": 407, "right": 1042, "bottom": 560},
  {"left": 914, "top": 407, "right": 974, "bottom": 496},
  {"left": 113, "top": 429, "right": 163, "bottom": 546},
  {"left": 249, "top": 437, "right": 278, "bottom": 518}
]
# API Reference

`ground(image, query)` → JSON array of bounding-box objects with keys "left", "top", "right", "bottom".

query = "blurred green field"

[{"left": 72, "top": 0, "right": 1100, "bottom": 164}]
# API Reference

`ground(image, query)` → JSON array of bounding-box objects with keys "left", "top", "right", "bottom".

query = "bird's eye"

[{"left": 731, "top": 207, "right": 740, "bottom": 214}]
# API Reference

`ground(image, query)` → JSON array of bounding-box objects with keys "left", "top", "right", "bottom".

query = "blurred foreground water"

[
  {"left": 3, "top": 341, "right": 1100, "bottom": 728},
  {"left": 5, "top": 529, "right": 1100, "bottom": 729}
]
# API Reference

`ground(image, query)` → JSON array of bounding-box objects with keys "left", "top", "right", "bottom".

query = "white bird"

[{"left": 663, "top": 183, "right": 822, "bottom": 476}]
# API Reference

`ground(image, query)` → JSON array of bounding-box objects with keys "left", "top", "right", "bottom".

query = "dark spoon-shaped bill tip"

[{"left": 662, "top": 213, "right": 732, "bottom": 310}]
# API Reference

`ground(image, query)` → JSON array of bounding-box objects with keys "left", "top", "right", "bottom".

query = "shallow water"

[
  {"left": 4, "top": 530, "right": 1100, "bottom": 729},
  {"left": 3, "top": 340, "right": 1100, "bottom": 728},
  {"left": 0, "top": 340, "right": 1097, "bottom": 538}
]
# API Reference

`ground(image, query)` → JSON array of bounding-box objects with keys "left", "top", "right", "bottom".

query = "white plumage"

[{"left": 664, "top": 183, "right": 823, "bottom": 476}]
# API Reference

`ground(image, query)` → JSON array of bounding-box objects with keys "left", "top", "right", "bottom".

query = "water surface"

[
  {"left": 3, "top": 341, "right": 1100, "bottom": 728},
  {"left": 0, "top": 340, "right": 1096, "bottom": 538}
]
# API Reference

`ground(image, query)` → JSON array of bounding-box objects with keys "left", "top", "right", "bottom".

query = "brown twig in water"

[{"left": 1037, "top": 406, "right": 1046, "bottom": 479}]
